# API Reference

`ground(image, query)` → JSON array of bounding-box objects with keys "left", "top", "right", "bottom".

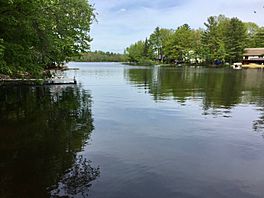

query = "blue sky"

[{"left": 89, "top": 0, "right": 264, "bottom": 53}]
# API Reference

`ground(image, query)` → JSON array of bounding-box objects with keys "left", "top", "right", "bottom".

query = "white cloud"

[
  {"left": 89, "top": 0, "right": 264, "bottom": 53},
  {"left": 120, "top": 8, "right": 127, "bottom": 12}
]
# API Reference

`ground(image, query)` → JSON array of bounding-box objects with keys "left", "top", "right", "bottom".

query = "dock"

[
  {"left": 44, "top": 78, "right": 77, "bottom": 85},
  {"left": 242, "top": 64, "right": 264, "bottom": 69},
  {"left": 0, "top": 78, "right": 77, "bottom": 86}
]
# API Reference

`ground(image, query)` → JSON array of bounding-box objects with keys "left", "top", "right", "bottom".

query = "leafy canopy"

[{"left": 0, "top": 0, "right": 95, "bottom": 76}]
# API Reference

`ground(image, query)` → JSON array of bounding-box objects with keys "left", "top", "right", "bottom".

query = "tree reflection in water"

[
  {"left": 0, "top": 85, "right": 99, "bottom": 198},
  {"left": 253, "top": 109, "right": 264, "bottom": 135},
  {"left": 125, "top": 67, "right": 245, "bottom": 109},
  {"left": 125, "top": 67, "right": 264, "bottom": 134},
  {"left": 50, "top": 155, "right": 100, "bottom": 198}
]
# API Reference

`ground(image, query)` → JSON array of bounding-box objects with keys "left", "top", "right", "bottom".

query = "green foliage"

[
  {"left": 0, "top": 39, "right": 4, "bottom": 58},
  {"left": 245, "top": 22, "right": 260, "bottom": 47},
  {"left": 126, "top": 15, "right": 264, "bottom": 66},
  {"left": 149, "top": 27, "right": 174, "bottom": 61},
  {"left": 125, "top": 40, "right": 146, "bottom": 63},
  {"left": 223, "top": 18, "right": 247, "bottom": 63},
  {"left": 253, "top": 28, "right": 264, "bottom": 47},
  {"left": 125, "top": 39, "right": 158, "bottom": 66},
  {"left": 164, "top": 24, "right": 197, "bottom": 63},
  {"left": 244, "top": 24, "right": 264, "bottom": 48},
  {"left": 143, "top": 38, "right": 151, "bottom": 58},
  {"left": 215, "top": 41, "right": 227, "bottom": 63},
  {"left": 202, "top": 16, "right": 247, "bottom": 64},
  {"left": 0, "top": 0, "right": 95, "bottom": 77},
  {"left": 137, "top": 58, "right": 155, "bottom": 66},
  {"left": 149, "top": 27, "right": 163, "bottom": 60},
  {"left": 71, "top": 51, "right": 127, "bottom": 62},
  {"left": 0, "top": 39, "right": 7, "bottom": 73},
  {"left": 202, "top": 16, "right": 224, "bottom": 63}
]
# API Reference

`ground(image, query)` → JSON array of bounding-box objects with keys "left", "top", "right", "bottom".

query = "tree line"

[
  {"left": 125, "top": 15, "right": 264, "bottom": 66},
  {"left": 71, "top": 51, "right": 127, "bottom": 62},
  {"left": 0, "top": 0, "right": 95, "bottom": 77}
]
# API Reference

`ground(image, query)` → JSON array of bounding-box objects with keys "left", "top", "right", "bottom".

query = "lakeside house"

[{"left": 243, "top": 48, "right": 264, "bottom": 65}]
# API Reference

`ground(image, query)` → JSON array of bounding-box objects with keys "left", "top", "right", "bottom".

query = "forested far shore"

[
  {"left": 71, "top": 51, "right": 127, "bottom": 62},
  {"left": 0, "top": 0, "right": 95, "bottom": 78},
  {"left": 125, "top": 15, "right": 264, "bottom": 66}
]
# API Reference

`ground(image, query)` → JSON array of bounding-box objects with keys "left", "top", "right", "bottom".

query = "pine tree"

[{"left": 223, "top": 18, "right": 247, "bottom": 63}]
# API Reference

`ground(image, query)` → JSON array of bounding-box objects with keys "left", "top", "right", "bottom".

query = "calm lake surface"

[{"left": 1, "top": 62, "right": 264, "bottom": 198}]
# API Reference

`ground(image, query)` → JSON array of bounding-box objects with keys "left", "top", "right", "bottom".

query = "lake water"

[{"left": 1, "top": 62, "right": 264, "bottom": 198}]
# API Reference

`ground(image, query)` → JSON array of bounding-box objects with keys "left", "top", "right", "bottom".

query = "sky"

[{"left": 89, "top": 0, "right": 264, "bottom": 53}]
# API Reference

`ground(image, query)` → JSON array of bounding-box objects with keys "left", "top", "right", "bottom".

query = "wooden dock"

[
  {"left": 0, "top": 78, "right": 77, "bottom": 86},
  {"left": 44, "top": 78, "right": 77, "bottom": 85}
]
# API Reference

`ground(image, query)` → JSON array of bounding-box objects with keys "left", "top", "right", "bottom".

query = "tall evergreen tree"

[
  {"left": 143, "top": 38, "right": 150, "bottom": 58},
  {"left": 253, "top": 28, "right": 264, "bottom": 47},
  {"left": 244, "top": 22, "right": 260, "bottom": 47},
  {"left": 149, "top": 27, "right": 173, "bottom": 62},
  {"left": 223, "top": 17, "right": 247, "bottom": 63},
  {"left": 149, "top": 27, "right": 162, "bottom": 61},
  {"left": 202, "top": 16, "right": 221, "bottom": 64}
]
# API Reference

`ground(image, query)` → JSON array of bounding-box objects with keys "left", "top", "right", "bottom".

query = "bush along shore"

[{"left": 0, "top": 0, "right": 95, "bottom": 83}]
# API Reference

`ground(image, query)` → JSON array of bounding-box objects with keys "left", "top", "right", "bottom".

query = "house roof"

[{"left": 244, "top": 48, "right": 264, "bottom": 56}]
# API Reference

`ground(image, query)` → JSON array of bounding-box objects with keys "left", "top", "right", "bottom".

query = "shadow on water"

[
  {"left": 125, "top": 67, "right": 264, "bottom": 133},
  {"left": 0, "top": 85, "right": 99, "bottom": 198}
]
